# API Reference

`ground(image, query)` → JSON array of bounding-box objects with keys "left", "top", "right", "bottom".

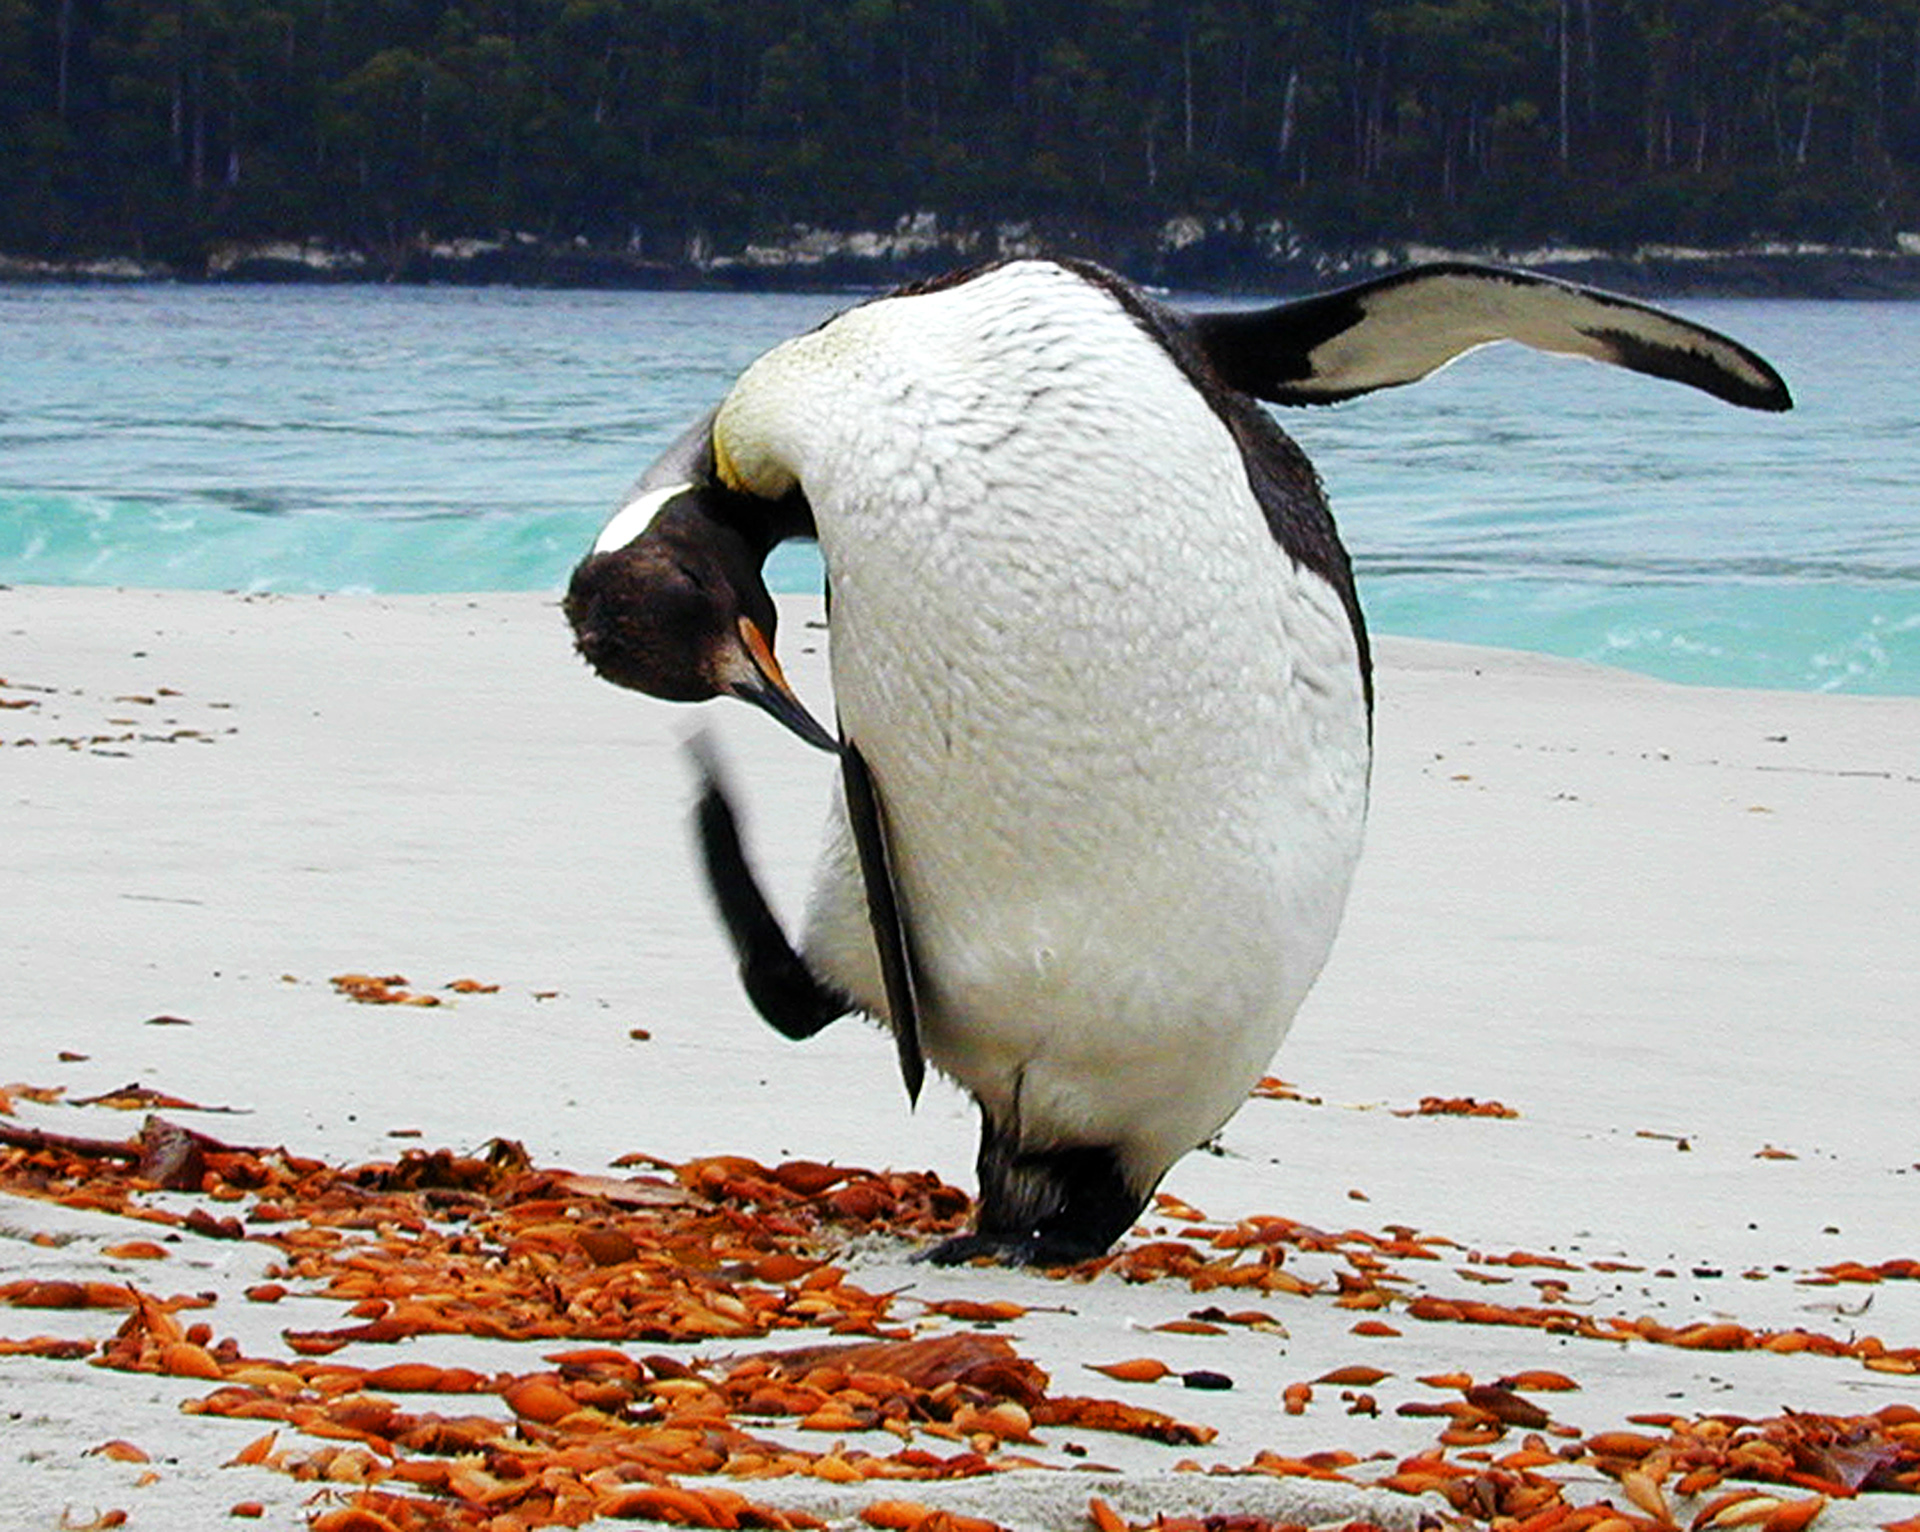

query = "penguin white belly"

[
  {"left": 726, "top": 263, "right": 1371, "bottom": 1187},
  {"left": 810, "top": 549, "right": 1366, "bottom": 1185}
]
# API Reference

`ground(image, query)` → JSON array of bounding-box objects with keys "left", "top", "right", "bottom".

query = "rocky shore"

[{"left": 8, "top": 213, "right": 1920, "bottom": 297}]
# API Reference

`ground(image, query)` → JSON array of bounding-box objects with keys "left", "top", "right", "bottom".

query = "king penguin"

[{"left": 566, "top": 258, "right": 1790, "bottom": 1265}]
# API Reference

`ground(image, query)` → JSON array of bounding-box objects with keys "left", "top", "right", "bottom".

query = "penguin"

[{"left": 566, "top": 258, "right": 1789, "bottom": 1265}]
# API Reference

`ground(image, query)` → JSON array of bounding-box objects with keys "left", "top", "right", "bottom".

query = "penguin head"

[{"left": 565, "top": 481, "right": 836, "bottom": 752}]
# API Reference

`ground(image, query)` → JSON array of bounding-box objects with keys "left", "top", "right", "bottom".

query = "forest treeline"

[{"left": 5, "top": 0, "right": 1920, "bottom": 271}]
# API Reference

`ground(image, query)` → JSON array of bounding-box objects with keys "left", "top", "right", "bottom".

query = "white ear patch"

[{"left": 592, "top": 483, "right": 690, "bottom": 554}]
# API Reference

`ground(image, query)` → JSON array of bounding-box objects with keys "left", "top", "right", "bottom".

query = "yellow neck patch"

[{"left": 712, "top": 422, "right": 746, "bottom": 494}]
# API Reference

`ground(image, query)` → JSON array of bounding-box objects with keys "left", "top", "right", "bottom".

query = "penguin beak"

[{"left": 724, "top": 617, "right": 839, "bottom": 753}]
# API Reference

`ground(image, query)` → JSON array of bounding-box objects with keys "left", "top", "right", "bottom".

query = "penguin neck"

[{"left": 654, "top": 484, "right": 814, "bottom": 564}]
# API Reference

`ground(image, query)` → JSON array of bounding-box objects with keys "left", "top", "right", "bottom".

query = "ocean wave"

[{"left": 4, "top": 284, "right": 1914, "bottom": 695}]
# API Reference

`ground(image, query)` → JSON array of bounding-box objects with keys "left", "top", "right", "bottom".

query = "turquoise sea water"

[{"left": 2, "top": 283, "right": 1915, "bottom": 694}]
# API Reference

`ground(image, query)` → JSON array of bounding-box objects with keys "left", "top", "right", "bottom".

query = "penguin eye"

[{"left": 675, "top": 561, "right": 711, "bottom": 594}]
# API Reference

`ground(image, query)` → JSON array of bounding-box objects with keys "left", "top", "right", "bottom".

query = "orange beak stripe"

[{"left": 738, "top": 617, "right": 799, "bottom": 701}]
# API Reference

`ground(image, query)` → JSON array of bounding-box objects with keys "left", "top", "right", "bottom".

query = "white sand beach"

[{"left": 3, "top": 586, "right": 1916, "bottom": 1531}]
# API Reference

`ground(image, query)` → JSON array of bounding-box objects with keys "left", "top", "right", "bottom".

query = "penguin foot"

[
  {"left": 934, "top": 1127, "right": 1150, "bottom": 1266},
  {"left": 919, "top": 1225, "right": 1119, "bottom": 1268},
  {"left": 689, "top": 741, "right": 852, "bottom": 1040}
]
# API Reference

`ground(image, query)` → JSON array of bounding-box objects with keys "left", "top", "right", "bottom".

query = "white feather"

[{"left": 592, "top": 482, "right": 687, "bottom": 554}]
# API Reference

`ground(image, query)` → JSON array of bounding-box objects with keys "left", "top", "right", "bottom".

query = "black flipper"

[
  {"left": 1189, "top": 261, "right": 1792, "bottom": 412},
  {"left": 924, "top": 1109, "right": 1147, "bottom": 1267},
  {"left": 839, "top": 739, "right": 926, "bottom": 1105},
  {"left": 689, "top": 740, "right": 851, "bottom": 1040}
]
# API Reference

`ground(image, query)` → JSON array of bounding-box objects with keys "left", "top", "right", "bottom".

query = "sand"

[{"left": 2, "top": 585, "right": 1916, "bottom": 1530}]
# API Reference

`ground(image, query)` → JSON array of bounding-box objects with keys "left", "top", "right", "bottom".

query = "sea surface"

[{"left": 2, "top": 282, "right": 1915, "bottom": 694}]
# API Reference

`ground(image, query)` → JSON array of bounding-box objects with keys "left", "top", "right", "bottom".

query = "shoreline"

[
  {"left": 9, "top": 580, "right": 1914, "bottom": 702},
  {"left": 10, "top": 235, "right": 1920, "bottom": 300},
  {"left": 4, "top": 587, "right": 1917, "bottom": 1528}
]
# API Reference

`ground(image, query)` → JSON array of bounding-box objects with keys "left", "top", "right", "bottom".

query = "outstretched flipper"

[
  {"left": 1190, "top": 261, "right": 1792, "bottom": 412},
  {"left": 839, "top": 740, "right": 927, "bottom": 1105},
  {"left": 689, "top": 738, "right": 851, "bottom": 1039}
]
